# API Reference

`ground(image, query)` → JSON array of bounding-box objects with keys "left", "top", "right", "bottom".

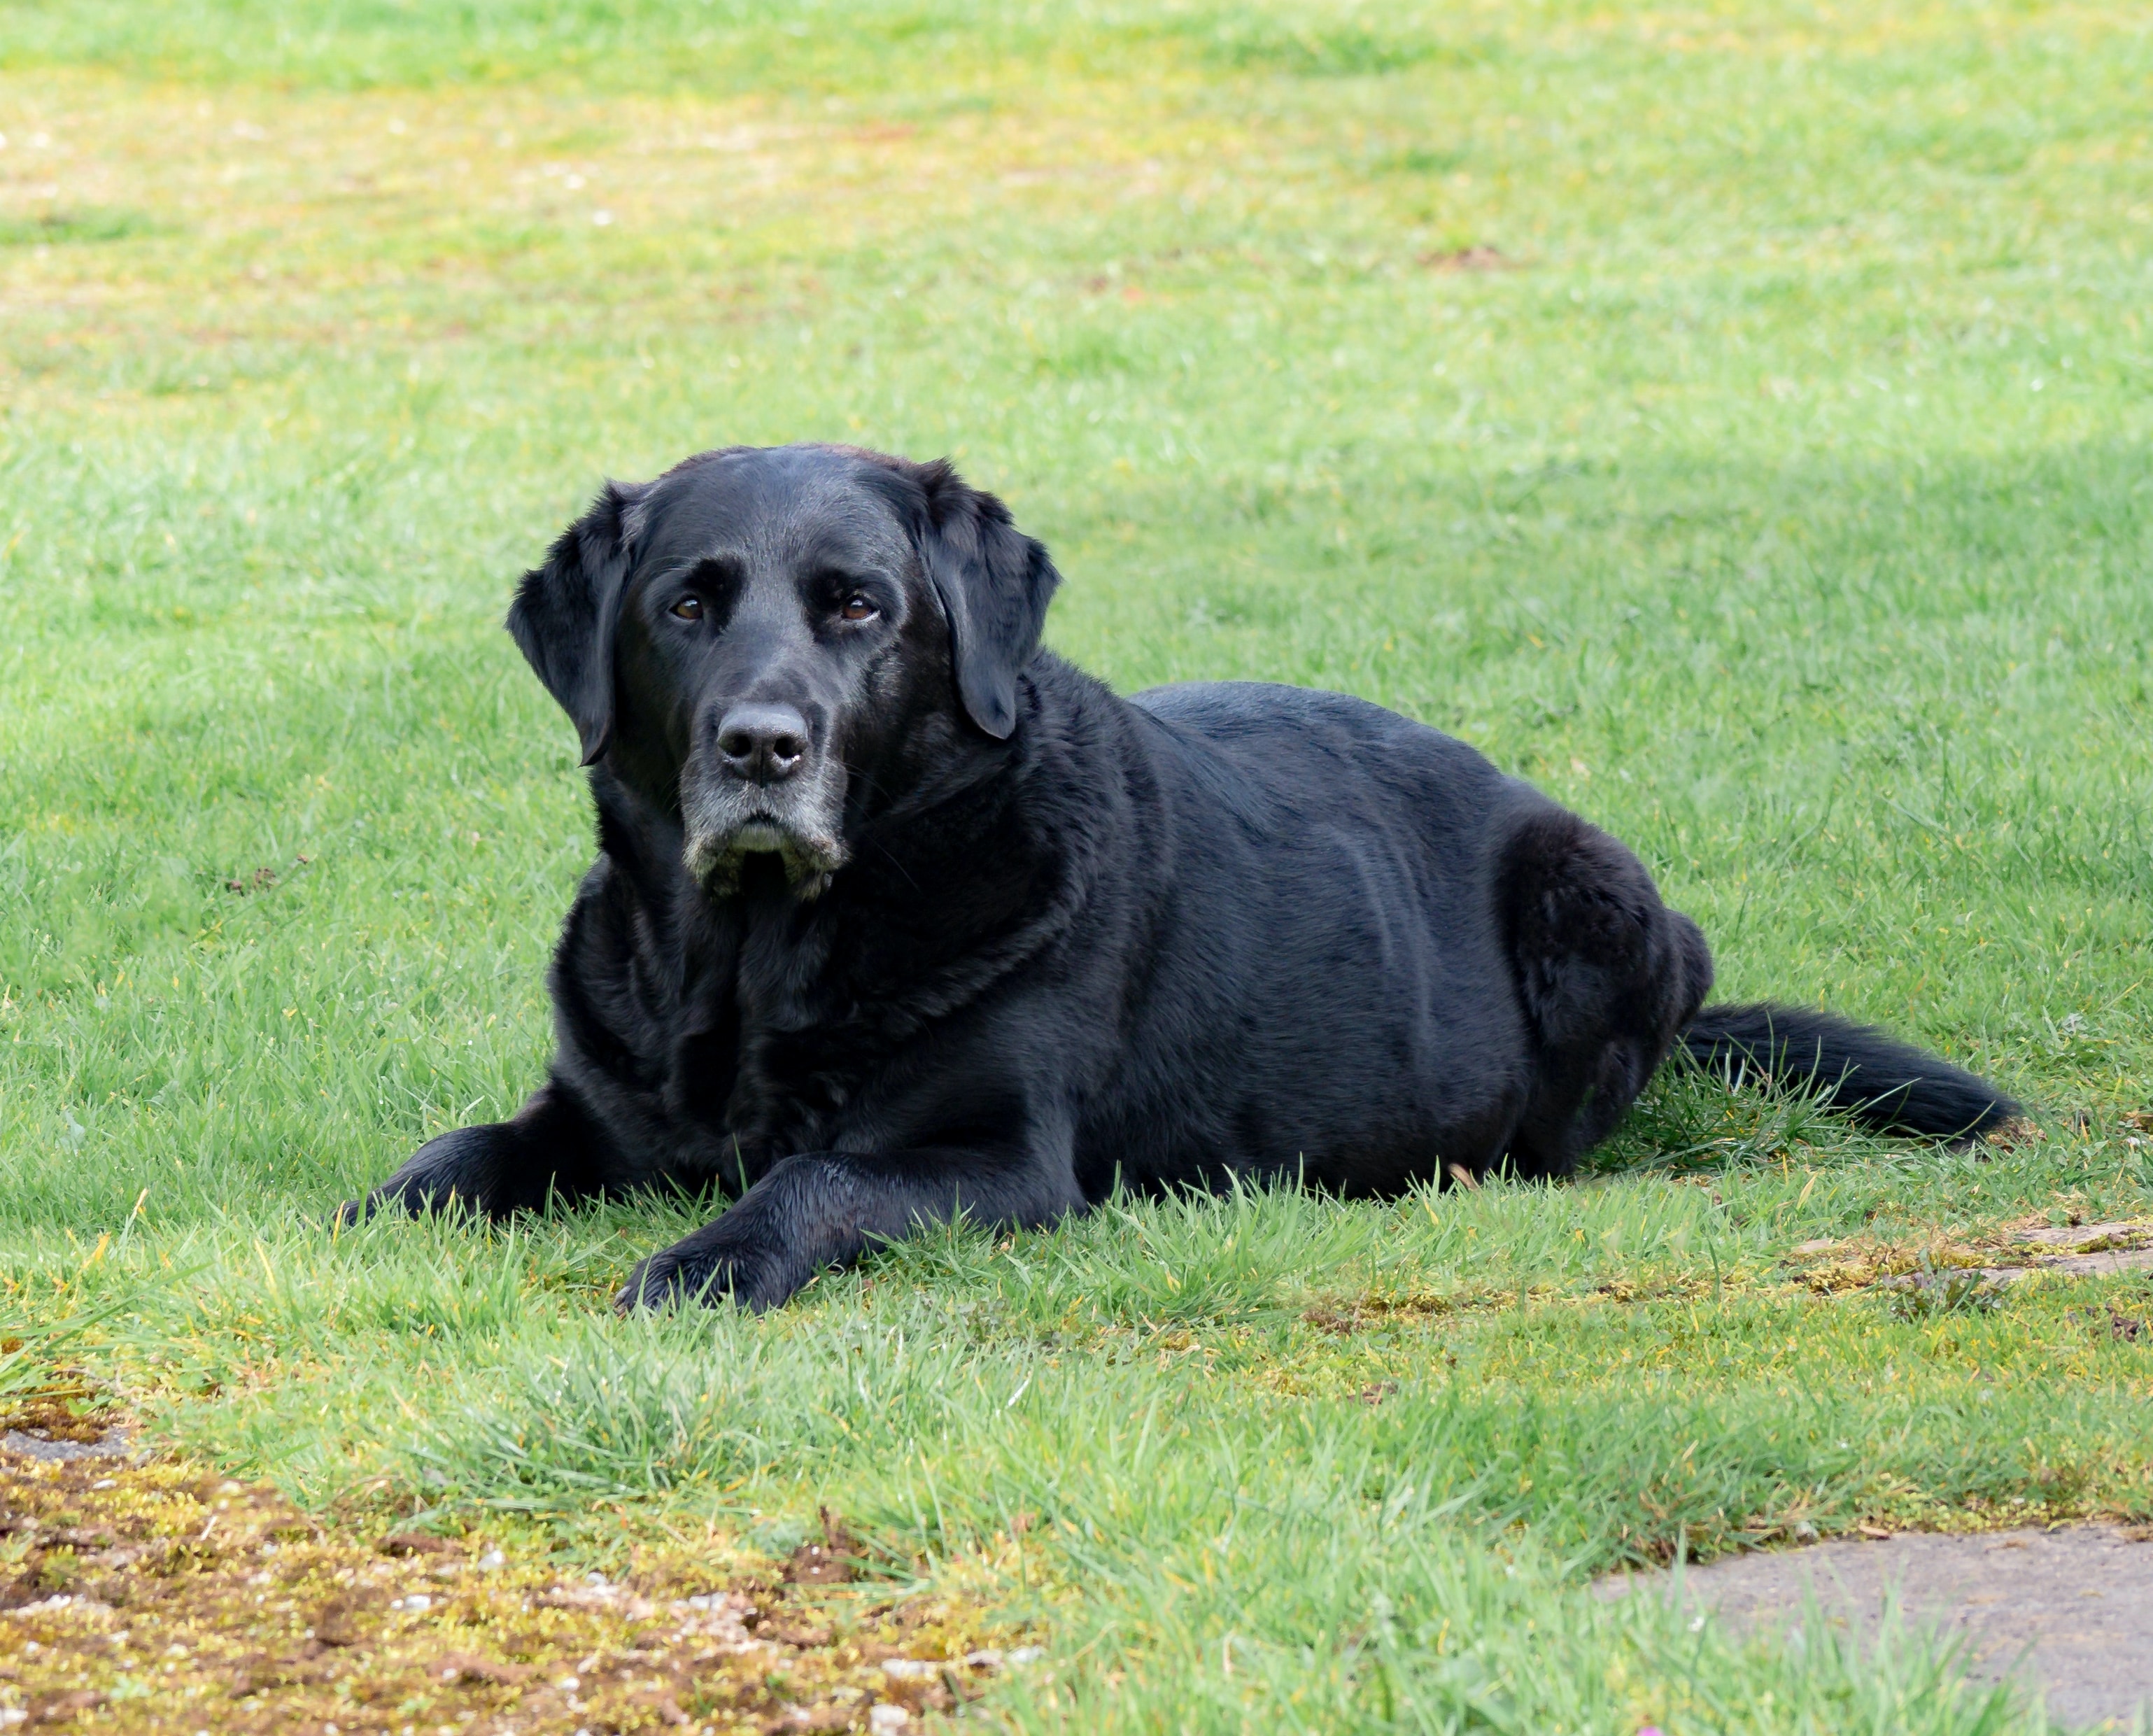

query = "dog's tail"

[{"left": 1678, "top": 1002, "right": 2018, "bottom": 1141}]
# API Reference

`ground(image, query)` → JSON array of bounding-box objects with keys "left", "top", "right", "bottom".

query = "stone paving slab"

[
  {"left": 1866, "top": 1220, "right": 2153, "bottom": 1290},
  {"left": 1598, "top": 1526, "right": 2153, "bottom": 1732}
]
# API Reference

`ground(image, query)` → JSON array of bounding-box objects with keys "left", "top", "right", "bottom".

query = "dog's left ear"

[
  {"left": 915, "top": 463, "right": 1059, "bottom": 740},
  {"left": 506, "top": 480, "right": 646, "bottom": 765}
]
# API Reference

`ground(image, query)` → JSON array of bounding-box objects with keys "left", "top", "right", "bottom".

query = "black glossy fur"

[{"left": 346, "top": 444, "right": 2019, "bottom": 1308}]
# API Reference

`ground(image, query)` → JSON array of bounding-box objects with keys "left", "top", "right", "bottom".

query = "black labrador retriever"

[{"left": 346, "top": 443, "right": 2017, "bottom": 1308}]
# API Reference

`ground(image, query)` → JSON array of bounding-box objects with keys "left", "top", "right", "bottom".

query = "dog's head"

[{"left": 508, "top": 444, "right": 1059, "bottom": 896}]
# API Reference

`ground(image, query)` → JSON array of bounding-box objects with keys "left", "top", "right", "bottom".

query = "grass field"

[{"left": 2, "top": 1, "right": 2151, "bottom": 1730}]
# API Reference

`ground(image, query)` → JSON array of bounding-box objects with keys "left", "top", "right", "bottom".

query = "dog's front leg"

[
  {"left": 614, "top": 1145, "right": 1083, "bottom": 1311},
  {"left": 337, "top": 1080, "right": 610, "bottom": 1226}
]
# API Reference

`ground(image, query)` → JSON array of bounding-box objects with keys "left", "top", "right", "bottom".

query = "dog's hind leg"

[
  {"left": 1499, "top": 809, "right": 1714, "bottom": 1178},
  {"left": 334, "top": 1080, "right": 610, "bottom": 1226}
]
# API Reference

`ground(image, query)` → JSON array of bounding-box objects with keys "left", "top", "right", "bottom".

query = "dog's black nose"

[{"left": 715, "top": 703, "right": 810, "bottom": 784}]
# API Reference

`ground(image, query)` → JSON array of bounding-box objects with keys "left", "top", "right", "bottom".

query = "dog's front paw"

[
  {"left": 325, "top": 1178, "right": 463, "bottom": 1234},
  {"left": 327, "top": 1189, "right": 407, "bottom": 1232},
  {"left": 614, "top": 1232, "right": 798, "bottom": 1314}
]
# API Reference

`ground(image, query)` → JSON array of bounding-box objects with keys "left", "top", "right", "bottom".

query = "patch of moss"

[{"left": 0, "top": 1444, "right": 1030, "bottom": 1733}]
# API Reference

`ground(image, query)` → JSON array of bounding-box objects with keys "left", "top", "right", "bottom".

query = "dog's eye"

[
  {"left": 839, "top": 593, "right": 880, "bottom": 623},
  {"left": 670, "top": 596, "right": 703, "bottom": 621}
]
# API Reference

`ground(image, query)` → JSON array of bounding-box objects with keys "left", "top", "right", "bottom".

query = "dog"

[{"left": 343, "top": 443, "right": 2018, "bottom": 1308}]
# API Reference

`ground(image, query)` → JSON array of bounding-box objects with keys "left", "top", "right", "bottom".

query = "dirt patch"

[
  {"left": 784, "top": 1513, "right": 861, "bottom": 1588},
  {"left": 1419, "top": 244, "right": 1513, "bottom": 271},
  {"left": 1302, "top": 1292, "right": 1455, "bottom": 1335},
  {"left": 0, "top": 1442, "right": 1033, "bottom": 1733},
  {"left": 1597, "top": 1526, "right": 2153, "bottom": 1730},
  {"left": 2070, "top": 1302, "right": 2146, "bottom": 1343},
  {"left": 221, "top": 853, "right": 312, "bottom": 895},
  {"left": 1588, "top": 1276, "right": 1711, "bottom": 1306}
]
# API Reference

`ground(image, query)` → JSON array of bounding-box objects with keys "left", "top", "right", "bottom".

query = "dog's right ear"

[{"left": 506, "top": 482, "right": 644, "bottom": 765}]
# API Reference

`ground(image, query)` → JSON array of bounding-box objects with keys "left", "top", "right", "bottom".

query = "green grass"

[{"left": 3, "top": 1, "right": 2151, "bottom": 1730}]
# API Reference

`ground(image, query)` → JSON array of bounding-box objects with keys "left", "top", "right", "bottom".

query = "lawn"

[{"left": 1, "top": 0, "right": 2150, "bottom": 1730}]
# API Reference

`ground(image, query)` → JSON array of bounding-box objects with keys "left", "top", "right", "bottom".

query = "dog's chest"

[
  {"left": 697, "top": 915, "right": 913, "bottom": 1162},
  {"left": 628, "top": 848, "right": 1052, "bottom": 1170}
]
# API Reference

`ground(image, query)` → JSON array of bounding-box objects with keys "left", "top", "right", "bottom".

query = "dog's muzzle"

[{"left": 679, "top": 764, "right": 848, "bottom": 897}]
